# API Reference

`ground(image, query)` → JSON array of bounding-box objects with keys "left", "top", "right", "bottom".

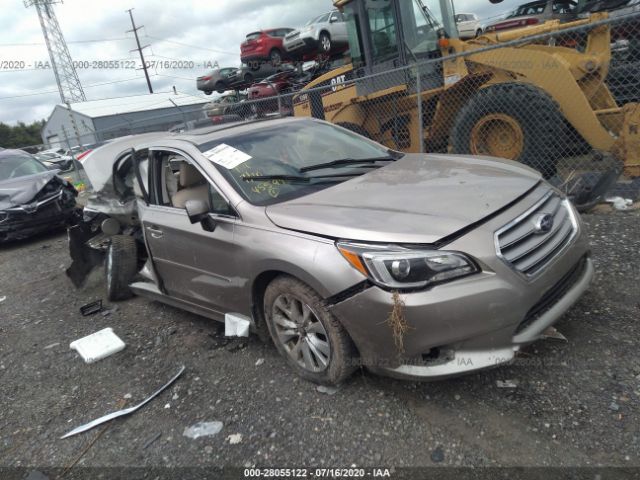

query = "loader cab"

[{"left": 341, "top": 0, "right": 457, "bottom": 96}]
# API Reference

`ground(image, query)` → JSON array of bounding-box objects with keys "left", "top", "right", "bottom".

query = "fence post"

[
  {"left": 415, "top": 68, "right": 424, "bottom": 154},
  {"left": 277, "top": 91, "right": 282, "bottom": 117}
]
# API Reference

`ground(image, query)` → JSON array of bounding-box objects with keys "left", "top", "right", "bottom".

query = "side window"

[
  {"left": 320, "top": 13, "right": 332, "bottom": 23},
  {"left": 366, "top": 0, "right": 399, "bottom": 63},
  {"left": 152, "top": 150, "right": 235, "bottom": 217},
  {"left": 344, "top": 5, "right": 365, "bottom": 67}
]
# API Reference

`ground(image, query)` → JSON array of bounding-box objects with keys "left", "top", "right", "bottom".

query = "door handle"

[{"left": 146, "top": 226, "right": 164, "bottom": 239}]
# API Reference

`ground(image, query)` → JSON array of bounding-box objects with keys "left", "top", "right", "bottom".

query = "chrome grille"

[{"left": 495, "top": 191, "right": 578, "bottom": 277}]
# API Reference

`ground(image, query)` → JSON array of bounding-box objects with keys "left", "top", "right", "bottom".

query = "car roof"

[{"left": 0, "top": 149, "right": 32, "bottom": 160}]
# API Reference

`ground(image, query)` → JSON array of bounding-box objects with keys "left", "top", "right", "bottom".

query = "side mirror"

[
  {"left": 185, "top": 199, "right": 209, "bottom": 224},
  {"left": 330, "top": 16, "right": 338, "bottom": 23}
]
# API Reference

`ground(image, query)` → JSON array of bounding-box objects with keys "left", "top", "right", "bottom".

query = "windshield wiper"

[
  {"left": 242, "top": 171, "right": 369, "bottom": 183},
  {"left": 299, "top": 156, "right": 396, "bottom": 173}
]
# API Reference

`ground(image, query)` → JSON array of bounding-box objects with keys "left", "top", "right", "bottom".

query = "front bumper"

[
  {"left": 328, "top": 187, "right": 593, "bottom": 380},
  {"left": 0, "top": 190, "right": 78, "bottom": 242},
  {"left": 284, "top": 36, "right": 319, "bottom": 56}
]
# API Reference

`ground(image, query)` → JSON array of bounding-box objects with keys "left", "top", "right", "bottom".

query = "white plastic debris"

[
  {"left": 225, "top": 313, "right": 250, "bottom": 337},
  {"left": 227, "top": 433, "right": 243, "bottom": 445},
  {"left": 0, "top": 296, "right": 6, "bottom": 303},
  {"left": 61, "top": 366, "right": 185, "bottom": 439},
  {"left": 70, "top": 328, "right": 125, "bottom": 363},
  {"left": 317, "top": 385, "right": 339, "bottom": 395},
  {"left": 183, "top": 421, "right": 223, "bottom": 439},
  {"left": 605, "top": 196, "right": 633, "bottom": 211},
  {"left": 255, "top": 358, "right": 265, "bottom": 366},
  {"left": 496, "top": 380, "right": 518, "bottom": 388}
]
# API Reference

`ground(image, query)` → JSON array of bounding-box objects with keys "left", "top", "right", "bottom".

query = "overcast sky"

[{"left": 0, "top": 0, "right": 523, "bottom": 125}]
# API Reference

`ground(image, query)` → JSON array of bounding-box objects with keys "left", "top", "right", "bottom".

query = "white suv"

[
  {"left": 455, "top": 13, "right": 483, "bottom": 39},
  {"left": 284, "top": 10, "right": 348, "bottom": 58}
]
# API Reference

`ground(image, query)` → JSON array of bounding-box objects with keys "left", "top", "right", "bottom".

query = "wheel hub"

[
  {"left": 271, "top": 294, "right": 331, "bottom": 373},
  {"left": 470, "top": 113, "right": 525, "bottom": 160}
]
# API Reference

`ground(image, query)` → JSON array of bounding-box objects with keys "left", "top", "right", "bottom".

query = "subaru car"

[
  {"left": 284, "top": 10, "right": 349, "bottom": 58},
  {"left": 67, "top": 118, "right": 592, "bottom": 386}
]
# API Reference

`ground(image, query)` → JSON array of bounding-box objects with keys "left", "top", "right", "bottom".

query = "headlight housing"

[{"left": 337, "top": 242, "right": 479, "bottom": 290}]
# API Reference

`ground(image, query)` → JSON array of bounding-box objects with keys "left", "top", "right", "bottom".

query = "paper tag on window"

[{"left": 203, "top": 144, "right": 251, "bottom": 169}]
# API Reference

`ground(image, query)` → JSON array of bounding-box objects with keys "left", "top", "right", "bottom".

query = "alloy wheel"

[{"left": 271, "top": 294, "right": 331, "bottom": 372}]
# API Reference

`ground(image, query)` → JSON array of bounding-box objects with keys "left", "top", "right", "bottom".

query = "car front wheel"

[
  {"left": 264, "top": 276, "right": 357, "bottom": 385},
  {"left": 319, "top": 32, "right": 332, "bottom": 53},
  {"left": 105, "top": 235, "right": 138, "bottom": 301}
]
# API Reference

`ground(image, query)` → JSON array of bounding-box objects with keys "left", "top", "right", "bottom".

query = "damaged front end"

[
  {"left": 65, "top": 138, "right": 154, "bottom": 288},
  {"left": 0, "top": 173, "right": 79, "bottom": 243}
]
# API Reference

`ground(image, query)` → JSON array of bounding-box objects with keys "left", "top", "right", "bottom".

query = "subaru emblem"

[{"left": 534, "top": 213, "right": 554, "bottom": 234}]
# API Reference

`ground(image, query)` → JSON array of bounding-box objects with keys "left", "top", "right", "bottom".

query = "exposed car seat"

[{"left": 171, "top": 163, "right": 210, "bottom": 209}]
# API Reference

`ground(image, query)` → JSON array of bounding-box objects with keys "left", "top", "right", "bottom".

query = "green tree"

[{"left": 0, "top": 120, "right": 46, "bottom": 151}]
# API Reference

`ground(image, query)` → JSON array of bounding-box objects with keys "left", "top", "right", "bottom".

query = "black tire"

[
  {"left": 269, "top": 49, "right": 282, "bottom": 66},
  {"left": 319, "top": 32, "right": 332, "bottom": 54},
  {"left": 476, "top": 29, "right": 483, "bottom": 37},
  {"left": 215, "top": 81, "right": 225, "bottom": 94},
  {"left": 204, "top": 90, "right": 213, "bottom": 96},
  {"left": 105, "top": 235, "right": 138, "bottom": 301},
  {"left": 264, "top": 276, "right": 357, "bottom": 385},
  {"left": 336, "top": 122, "right": 371, "bottom": 139},
  {"left": 450, "top": 83, "right": 564, "bottom": 178}
]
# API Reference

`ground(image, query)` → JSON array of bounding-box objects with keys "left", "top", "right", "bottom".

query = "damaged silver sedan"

[{"left": 67, "top": 118, "right": 593, "bottom": 385}]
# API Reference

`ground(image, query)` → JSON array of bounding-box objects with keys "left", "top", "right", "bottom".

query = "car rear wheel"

[
  {"left": 476, "top": 28, "right": 483, "bottom": 37},
  {"left": 450, "top": 83, "right": 563, "bottom": 178},
  {"left": 319, "top": 32, "right": 332, "bottom": 53},
  {"left": 215, "top": 81, "right": 225, "bottom": 94},
  {"left": 270, "top": 49, "right": 282, "bottom": 66},
  {"left": 264, "top": 276, "right": 357, "bottom": 385},
  {"left": 105, "top": 235, "right": 138, "bottom": 301},
  {"left": 204, "top": 90, "right": 213, "bottom": 96}
]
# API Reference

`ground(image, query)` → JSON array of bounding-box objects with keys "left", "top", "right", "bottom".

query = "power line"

[
  {"left": 0, "top": 37, "right": 131, "bottom": 47},
  {"left": 0, "top": 76, "right": 154, "bottom": 101},
  {"left": 143, "top": 34, "right": 238, "bottom": 56}
]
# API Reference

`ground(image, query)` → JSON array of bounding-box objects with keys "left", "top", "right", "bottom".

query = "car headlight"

[
  {"left": 301, "top": 26, "right": 315, "bottom": 34},
  {"left": 337, "top": 242, "right": 479, "bottom": 289}
]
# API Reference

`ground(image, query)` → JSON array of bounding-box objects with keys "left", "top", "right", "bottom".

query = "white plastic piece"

[
  {"left": 605, "top": 196, "right": 633, "bottom": 211},
  {"left": 183, "top": 421, "right": 223, "bottom": 439},
  {"left": 70, "top": 327, "right": 126, "bottom": 363},
  {"left": 225, "top": 313, "right": 251, "bottom": 337}
]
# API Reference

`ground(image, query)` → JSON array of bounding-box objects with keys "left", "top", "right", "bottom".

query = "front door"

[{"left": 137, "top": 149, "right": 241, "bottom": 315}]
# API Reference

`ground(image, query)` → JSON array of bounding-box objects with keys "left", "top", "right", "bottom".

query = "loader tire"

[
  {"left": 336, "top": 122, "right": 372, "bottom": 139},
  {"left": 105, "top": 235, "right": 138, "bottom": 301},
  {"left": 451, "top": 83, "right": 564, "bottom": 178}
]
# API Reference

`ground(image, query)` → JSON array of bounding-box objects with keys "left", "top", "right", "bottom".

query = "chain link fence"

[{"left": 23, "top": 11, "right": 640, "bottom": 210}]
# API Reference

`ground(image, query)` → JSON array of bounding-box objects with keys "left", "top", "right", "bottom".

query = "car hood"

[
  {"left": 265, "top": 154, "right": 541, "bottom": 244},
  {"left": 0, "top": 171, "right": 62, "bottom": 210}
]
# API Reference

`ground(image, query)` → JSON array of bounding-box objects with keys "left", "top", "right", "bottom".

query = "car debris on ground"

[
  {"left": 69, "top": 327, "right": 126, "bottom": 364},
  {"left": 183, "top": 421, "right": 224, "bottom": 439}
]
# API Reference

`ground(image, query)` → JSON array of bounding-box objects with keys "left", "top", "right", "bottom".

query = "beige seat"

[{"left": 171, "top": 163, "right": 210, "bottom": 209}]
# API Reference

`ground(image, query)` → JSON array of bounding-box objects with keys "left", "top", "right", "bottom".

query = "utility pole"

[
  {"left": 126, "top": 8, "right": 153, "bottom": 94},
  {"left": 24, "top": 0, "right": 86, "bottom": 103}
]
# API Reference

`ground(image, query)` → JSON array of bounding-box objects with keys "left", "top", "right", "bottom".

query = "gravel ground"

[{"left": 0, "top": 211, "right": 639, "bottom": 474}]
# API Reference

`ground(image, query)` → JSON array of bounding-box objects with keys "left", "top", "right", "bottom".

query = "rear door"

[{"left": 136, "top": 147, "right": 241, "bottom": 315}]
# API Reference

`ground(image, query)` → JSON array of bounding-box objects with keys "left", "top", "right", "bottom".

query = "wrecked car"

[
  {"left": 67, "top": 118, "right": 593, "bottom": 386},
  {"left": 0, "top": 149, "right": 78, "bottom": 242}
]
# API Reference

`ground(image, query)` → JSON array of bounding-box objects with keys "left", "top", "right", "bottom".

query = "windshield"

[
  {"left": 400, "top": 0, "right": 443, "bottom": 56},
  {"left": 0, "top": 154, "right": 49, "bottom": 180},
  {"left": 198, "top": 120, "right": 397, "bottom": 206}
]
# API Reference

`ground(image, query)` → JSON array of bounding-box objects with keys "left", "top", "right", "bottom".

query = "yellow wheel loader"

[{"left": 293, "top": 0, "right": 640, "bottom": 184}]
